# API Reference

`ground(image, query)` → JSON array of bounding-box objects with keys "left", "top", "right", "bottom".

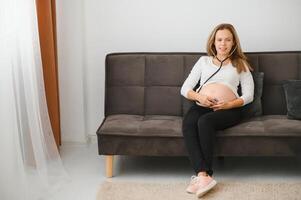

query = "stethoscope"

[{"left": 196, "top": 45, "right": 237, "bottom": 93}]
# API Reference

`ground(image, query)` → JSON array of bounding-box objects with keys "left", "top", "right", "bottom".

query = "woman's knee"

[{"left": 197, "top": 115, "right": 213, "bottom": 128}]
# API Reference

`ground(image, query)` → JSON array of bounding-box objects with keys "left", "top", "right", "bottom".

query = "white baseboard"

[{"left": 60, "top": 134, "right": 97, "bottom": 145}]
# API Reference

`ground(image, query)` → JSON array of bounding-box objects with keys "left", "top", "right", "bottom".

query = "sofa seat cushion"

[
  {"left": 98, "top": 115, "right": 301, "bottom": 138},
  {"left": 99, "top": 114, "right": 182, "bottom": 137},
  {"left": 221, "top": 115, "right": 301, "bottom": 137}
]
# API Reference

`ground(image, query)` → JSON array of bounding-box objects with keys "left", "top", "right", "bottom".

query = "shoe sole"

[
  {"left": 196, "top": 180, "right": 217, "bottom": 198},
  {"left": 186, "top": 190, "right": 195, "bottom": 194}
]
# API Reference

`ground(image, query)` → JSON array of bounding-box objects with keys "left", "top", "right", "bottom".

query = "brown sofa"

[{"left": 96, "top": 52, "right": 301, "bottom": 177}]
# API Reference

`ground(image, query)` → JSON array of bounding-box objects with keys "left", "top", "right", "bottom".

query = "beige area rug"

[{"left": 97, "top": 180, "right": 301, "bottom": 200}]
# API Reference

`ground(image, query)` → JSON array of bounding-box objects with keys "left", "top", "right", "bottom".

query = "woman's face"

[{"left": 214, "top": 29, "right": 235, "bottom": 57}]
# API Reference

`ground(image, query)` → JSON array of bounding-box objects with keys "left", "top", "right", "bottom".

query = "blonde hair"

[{"left": 206, "top": 23, "right": 252, "bottom": 73}]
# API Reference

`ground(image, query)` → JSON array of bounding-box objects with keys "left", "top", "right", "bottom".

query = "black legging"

[{"left": 182, "top": 103, "right": 242, "bottom": 176}]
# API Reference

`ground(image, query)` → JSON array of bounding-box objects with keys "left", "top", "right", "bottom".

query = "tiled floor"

[{"left": 50, "top": 142, "right": 301, "bottom": 200}]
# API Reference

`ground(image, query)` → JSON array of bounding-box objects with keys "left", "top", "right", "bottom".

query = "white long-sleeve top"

[{"left": 181, "top": 56, "right": 254, "bottom": 105}]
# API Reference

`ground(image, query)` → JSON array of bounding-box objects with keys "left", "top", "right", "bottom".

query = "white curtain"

[{"left": 0, "top": 0, "right": 69, "bottom": 199}]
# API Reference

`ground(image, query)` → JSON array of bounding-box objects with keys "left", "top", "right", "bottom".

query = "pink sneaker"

[
  {"left": 185, "top": 175, "right": 217, "bottom": 196},
  {"left": 195, "top": 175, "right": 217, "bottom": 198},
  {"left": 186, "top": 175, "right": 200, "bottom": 194}
]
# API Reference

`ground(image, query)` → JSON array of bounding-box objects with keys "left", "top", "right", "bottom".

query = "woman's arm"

[
  {"left": 239, "top": 68, "right": 254, "bottom": 106},
  {"left": 181, "top": 57, "right": 217, "bottom": 107},
  {"left": 180, "top": 57, "right": 203, "bottom": 98}
]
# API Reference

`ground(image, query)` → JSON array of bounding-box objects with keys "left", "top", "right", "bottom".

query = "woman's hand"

[
  {"left": 196, "top": 94, "right": 217, "bottom": 107},
  {"left": 210, "top": 101, "right": 233, "bottom": 111},
  {"left": 210, "top": 98, "right": 244, "bottom": 111}
]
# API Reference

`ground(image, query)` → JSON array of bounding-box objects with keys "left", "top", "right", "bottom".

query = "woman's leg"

[
  {"left": 182, "top": 104, "right": 212, "bottom": 175},
  {"left": 197, "top": 107, "right": 242, "bottom": 176}
]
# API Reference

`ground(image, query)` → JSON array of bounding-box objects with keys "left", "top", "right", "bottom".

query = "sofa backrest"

[{"left": 105, "top": 52, "right": 301, "bottom": 117}]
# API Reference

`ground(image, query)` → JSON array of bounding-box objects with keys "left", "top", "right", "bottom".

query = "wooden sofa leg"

[{"left": 106, "top": 155, "right": 114, "bottom": 178}]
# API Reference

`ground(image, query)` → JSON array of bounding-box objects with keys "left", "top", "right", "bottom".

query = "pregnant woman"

[{"left": 181, "top": 23, "right": 254, "bottom": 198}]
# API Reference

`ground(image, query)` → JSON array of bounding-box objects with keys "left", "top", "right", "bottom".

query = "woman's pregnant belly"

[{"left": 199, "top": 83, "right": 237, "bottom": 103}]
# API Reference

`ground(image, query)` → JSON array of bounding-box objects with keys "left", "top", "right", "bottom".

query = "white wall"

[
  {"left": 56, "top": 0, "right": 301, "bottom": 143},
  {"left": 56, "top": 0, "right": 87, "bottom": 142}
]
